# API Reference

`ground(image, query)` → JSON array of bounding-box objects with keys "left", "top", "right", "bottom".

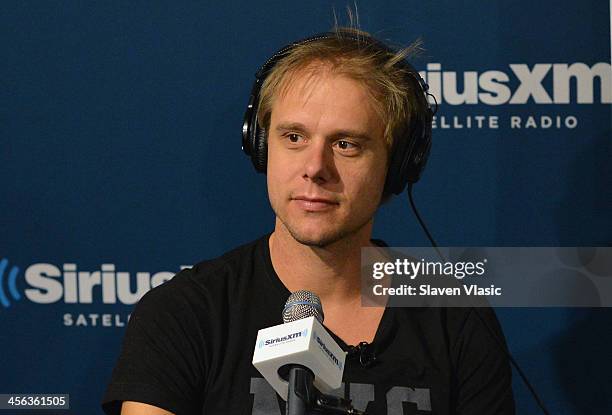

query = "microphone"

[
  {"left": 253, "top": 290, "right": 345, "bottom": 400},
  {"left": 282, "top": 290, "right": 324, "bottom": 323},
  {"left": 252, "top": 290, "right": 365, "bottom": 415}
]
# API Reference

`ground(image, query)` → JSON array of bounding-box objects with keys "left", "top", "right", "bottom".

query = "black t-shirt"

[{"left": 102, "top": 234, "right": 515, "bottom": 414}]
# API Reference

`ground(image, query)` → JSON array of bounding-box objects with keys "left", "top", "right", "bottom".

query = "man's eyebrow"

[
  {"left": 275, "top": 122, "right": 373, "bottom": 141},
  {"left": 330, "top": 129, "right": 373, "bottom": 141},
  {"left": 275, "top": 122, "right": 309, "bottom": 133}
]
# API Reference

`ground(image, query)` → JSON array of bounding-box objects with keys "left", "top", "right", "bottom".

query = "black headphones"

[{"left": 242, "top": 31, "right": 435, "bottom": 197}]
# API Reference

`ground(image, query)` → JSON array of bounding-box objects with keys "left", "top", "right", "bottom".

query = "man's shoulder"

[
  {"left": 138, "top": 234, "right": 270, "bottom": 307},
  {"left": 394, "top": 306, "right": 502, "bottom": 344},
  {"left": 190, "top": 234, "right": 269, "bottom": 278}
]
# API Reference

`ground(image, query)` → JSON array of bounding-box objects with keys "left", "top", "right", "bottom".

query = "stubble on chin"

[
  {"left": 276, "top": 211, "right": 373, "bottom": 249},
  {"left": 284, "top": 225, "right": 342, "bottom": 248}
]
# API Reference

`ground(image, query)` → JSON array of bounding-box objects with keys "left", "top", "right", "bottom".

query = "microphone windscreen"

[{"left": 282, "top": 290, "right": 324, "bottom": 324}]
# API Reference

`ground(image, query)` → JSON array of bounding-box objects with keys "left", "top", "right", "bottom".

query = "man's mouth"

[{"left": 291, "top": 196, "right": 339, "bottom": 212}]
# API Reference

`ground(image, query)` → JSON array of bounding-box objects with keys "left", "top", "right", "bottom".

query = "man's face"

[{"left": 266, "top": 67, "right": 388, "bottom": 247}]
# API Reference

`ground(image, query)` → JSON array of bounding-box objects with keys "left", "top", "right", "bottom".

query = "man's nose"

[{"left": 302, "top": 139, "right": 335, "bottom": 184}]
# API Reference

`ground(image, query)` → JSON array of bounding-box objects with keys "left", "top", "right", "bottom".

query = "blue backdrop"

[{"left": 1, "top": 1, "right": 611, "bottom": 414}]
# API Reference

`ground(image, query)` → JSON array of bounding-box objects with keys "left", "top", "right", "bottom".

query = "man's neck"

[{"left": 269, "top": 218, "right": 375, "bottom": 305}]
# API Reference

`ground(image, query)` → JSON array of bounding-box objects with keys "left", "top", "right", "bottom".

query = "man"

[{"left": 102, "top": 27, "right": 515, "bottom": 414}]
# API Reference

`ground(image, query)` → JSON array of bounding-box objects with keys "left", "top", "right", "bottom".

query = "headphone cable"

[
  {"left": 407, "top": 184, "right": 442, "bottom": 257},
  {"left": 406, "top": 184, "right": 551, "bottom": 415}
]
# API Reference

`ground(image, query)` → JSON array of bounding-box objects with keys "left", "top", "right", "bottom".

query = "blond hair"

[{"left": 256, "top": 27, "right": 426, "bottom": 151}]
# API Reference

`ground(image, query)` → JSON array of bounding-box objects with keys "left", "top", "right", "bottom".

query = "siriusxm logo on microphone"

[
  {"left": 258, "top": 329, "right": 308, "bottom": 349},
  {"left": 314, "top": 331, "right": 343, "bottom": 370}
]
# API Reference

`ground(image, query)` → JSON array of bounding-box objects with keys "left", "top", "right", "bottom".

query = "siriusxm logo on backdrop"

[
  {"left": 0, "top": 258, "right": 21, "bottom": 308},
  {"left": 258, "top": 329, "right": 308, "bottom": 348},
  {"left": 420, "top": 62, "right": 611, "bottom": 130},
  {"left": 0, "top": 258, "right": 187, "bottom": 327},
  {"left": 421, "top": 62, "right": 611, "bottom": 105},
  {"left": 23, "top": 262, "right": 183, "bottom": 305}
]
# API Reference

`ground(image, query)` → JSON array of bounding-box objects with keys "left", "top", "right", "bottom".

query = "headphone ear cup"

[
  {"left": 383, "top": 122, "right": 415, "bottom": 197},
  {"left": 253, "top": 126, "right": 268, "bottom": 173},
  {"left": 383, "top": 114, "right": 432, "bottom": 196},
  {"left": 383, "top": 143, "right": 404, "bottom": 197},
  {"left": 407, "top": 126, "right": 432, "bottom": 184}
]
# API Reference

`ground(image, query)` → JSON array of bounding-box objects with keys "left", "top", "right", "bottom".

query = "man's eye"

[
  {"left": 335, "top": 140, "right": 358, "bottom": 150},
  {"left": 286, "top": 133, "right": 303, "bottom": 143}
]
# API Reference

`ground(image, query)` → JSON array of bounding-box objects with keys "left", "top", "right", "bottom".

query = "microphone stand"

[
  {"left": 286, "top": 366, "right": 313, "bottom": 415},
  {"left": 284, "top": 365, "right": 366, "bottom": 415}
]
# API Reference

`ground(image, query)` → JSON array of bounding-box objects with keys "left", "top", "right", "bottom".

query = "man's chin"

[
  {"left": 273, "top": 209, "right": 374, "bottom": 248},
  {"left": 285, "top": 225, "right": 355, "bottom": 249},
  {"left": 283, "top": 227, "right": 336, "bottom": 248}
]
